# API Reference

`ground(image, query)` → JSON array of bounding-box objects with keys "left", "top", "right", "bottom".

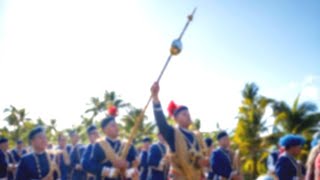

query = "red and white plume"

[
  {"left": 167, "top": 100, "right": 178, "bottom": 117},
  {"left": 107, "top": 105, "right": 118, "bottom": 117}
]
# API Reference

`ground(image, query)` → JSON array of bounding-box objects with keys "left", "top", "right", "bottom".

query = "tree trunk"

[{"left": 253, "top": 152, "right": 258, "bottom": 179}]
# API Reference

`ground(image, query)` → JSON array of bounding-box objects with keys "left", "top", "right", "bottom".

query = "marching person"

[
  {"left": 0, "top": 138, "right": 16, "bottom": 180},
  {"left": 81, "top": 125, "right": 100, "bottom": 180},
  {"left": 205, "top": 138, "right": 214, "bottom": 154},
  {"left": 148, "top": 133, "right": 169, "bottom": 180},
  {"left": 69, "top": 131, "right": 80, "bottom": 150},
  {"left": 6, "top": 151, "right": 16, "bottom": 180},
  {"left": 11, "top": 140, "right": 27, "bottom": 163},
  {"left": 306, "top": 142, "right": 320, "bottom": 180},
  {"left": 16, "top": 126, "right": 59, "bottom": 180},
  {"left": 204, "top": 137, "right": 214, "bottom": 180},
  {"left": 307, "top": 131, "right": 320, "bottom": 179},
  {"left": 151, "top": 82, "right": 208, "bottom": 180},
  {"left": 210, "top": 131, "right": 241, "bottom": 180},
  {"left": 70, "top": 132, "right": 86, "bottom": 180},
  {"left": 57, "top": 133, "right": 71, "bottom": 180},
  {"left": 275, "top": 134, "right": 306, "bottom": 180},
  {"left": 139, "top": 137, "right": 152, "bottom": 180},
  {"left": 0, "top": 137, "right": 10, "bottom": 180},
  {"left": 83, "top": 115, "right": 138, "bottom": 180}
]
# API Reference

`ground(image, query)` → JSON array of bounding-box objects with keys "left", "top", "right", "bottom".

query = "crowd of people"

[{"left": 0, "top": 82, "right": 319, "bottom": 180}]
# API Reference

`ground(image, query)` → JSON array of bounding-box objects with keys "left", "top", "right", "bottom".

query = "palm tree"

[
  {"left": 83, "top": 116, "right": 94, "bottom": 127},
  {"left": 191, "top": 118, "right": 201, "bottom": 131},
  {"left": 119, "top": 106, "right": 156, "bottom": 143},
  {"left": 85, "top": 91, "right": 129, "bottom": 119},
  {"left": 233, "top": 83, "right": 273, "bottom": 179},
  {"left": 3, "top": 105, "right": 31, "bottom": 142},
  {"left": 272, "top": 95, "right": 320, "bottom": 136},
  {"left": 45, "top": 119, "right": 59, "bottom": 142}
]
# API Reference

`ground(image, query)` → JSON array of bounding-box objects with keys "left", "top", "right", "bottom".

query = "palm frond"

[
  {"left": 298, "top": 102, "right": 318, "bottom": 115},
  {"left": 292, "top": 94, "right": 301, "bottom": 113},
  {"left": 294, "top": 113, "right": 320, "bottom": 133}
]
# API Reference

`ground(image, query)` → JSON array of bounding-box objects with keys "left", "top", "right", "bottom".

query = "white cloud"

[
  {"left": 301, "top": 75, "right": 320, "bottom": 102},
  {"left": 303, "top": 75, "right": 320, "bottom": 87},
  {"left": 301, "top": 86, "right": 319, "bottom": 100}
]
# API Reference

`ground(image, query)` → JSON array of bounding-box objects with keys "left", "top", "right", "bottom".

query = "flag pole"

[{"left": 120, "top": 7, "right": 197, "bottom": 161}]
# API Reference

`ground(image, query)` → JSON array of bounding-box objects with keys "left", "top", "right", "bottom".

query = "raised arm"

[{"left": 151, "top": 82, "right": 174, "bottom": 151}]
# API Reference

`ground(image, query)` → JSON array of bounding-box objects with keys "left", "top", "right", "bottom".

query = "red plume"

[
  {"left": 108, "top": 105, "right": 118, "bottom": 117},
  {"left": 167, "top": 100, "right": 178, "bottom": 117}
]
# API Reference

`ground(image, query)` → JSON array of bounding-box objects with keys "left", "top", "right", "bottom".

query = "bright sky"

[{"left": 1, "top": 0, "right": 319, "bottom": 132}]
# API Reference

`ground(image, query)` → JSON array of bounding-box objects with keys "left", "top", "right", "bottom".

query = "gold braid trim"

[
  {"left": 170, "top": 128, "right": 202, "bottom": 180},
  {"left": 194, "top": 131, "right": 209, "bottom": 176},
  {"left": 97, "top": 138, "right": 139, "bottom": 179},
  {"left": 97, "top": 138, "right": 120, "bottom": 178},
  {"left": 42, "top": 151, "right": 61, "bottom": 180},
  {"left": 97, "top": 138, "right": 120, "bottom": 163},
  {"left": 194, "top": 131, "right": 208, "bottom": 157}
]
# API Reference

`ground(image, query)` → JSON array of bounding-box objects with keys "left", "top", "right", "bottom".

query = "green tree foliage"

[
  {"left": 3, "top": 106, "right": 32, "bottom": 143},
  {"left": 271, "top": 95, "right": 320, "bottom": 162},
  {"left": 272, "top": 95, "right": 320, "bottom": 136},
  {"left": 190, "top": 118, "right": 201, "bottom": 131},
  {"left": 233, "top": 83, "right": 273, "bottom": 179},
  {"left": 119, "top": 106, "right": 156, "bottom": 143},
  {"left": 1, "top": 106, "right": 62, "bottom": 146},
  {"left": 85, "top": 91, "right": 129, "bottom": 119}
]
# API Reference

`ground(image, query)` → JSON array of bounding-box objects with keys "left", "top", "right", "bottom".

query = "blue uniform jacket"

[
  {"left": 16, "top": 152, "right": 58, "bottom": 180},
  {"left": 81, "top": 144, "right": 96, "bottom": 180},
  {"left": 275, "top": 153, "right": 306, "bottom": 180},
  {"left": 56, "top": 146, "right": 71, "bottom": 180},
  {"left": 139, "top": 150, "right": 149, "bottom": 180},
  {"left": 11, "top": 148, "right": 27, "bottom": 163},
  {"left": 148, "top": 143, "right": 167, "bottom": 180},
  {"left": 210, "top": 148, "right": 233, "bottom": 179},
  {"left": 70, "top": 144, "right": 86, "bottom": 180},
  {"left": 83, "top": 137, "right": 137, "bottom": 180},
  {"left": 0, "top": 150, "right": 8, "bottom": 178}
]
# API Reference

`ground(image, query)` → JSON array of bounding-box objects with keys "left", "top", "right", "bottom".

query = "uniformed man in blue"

[
  {"left": 57, "top": 133, "right": 71, "bottom": 180},
  {"left": 0, "top": 137, "right": 17, "bottom": 180},
  {"left": 82, "top": 125, "right": 100, "bottom": 180},
  {"left": 83, "top": 116, "right": 138, "bottom": 180},
  {"left": 275, "top": 134, "right": 306, "bottom": 180},
  {"left": 204, "top": 137, "right": 214, "bottom": 180},
  {"left": 139, "top": 137, "right": 151, "bottom": 180},
  {"left": 210, "top": 131, "right": 241, "bottom": 180},
  {"left": 148, "top": 133, "right": 169, "bottom": 180},
  {"left": 70, "top": 131, "right": 86, "bottom": 180},
  {"left": 69, "top": 130, "right": 81, "bottom": 151},
  {"left": 7, "top": 149, "right": 16, "bottom": 180},
  {"left": 151, "top": 82, "right": 208, "bottom": 180},
  {"left": 10, "top": 140, "right": 27, "bottom": 163},
  {"left": 16, "top": 126, "right": 59, "bottom": 180},
  {"left": 0, "top": 137, "right": 9, "bottom": 179}
]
